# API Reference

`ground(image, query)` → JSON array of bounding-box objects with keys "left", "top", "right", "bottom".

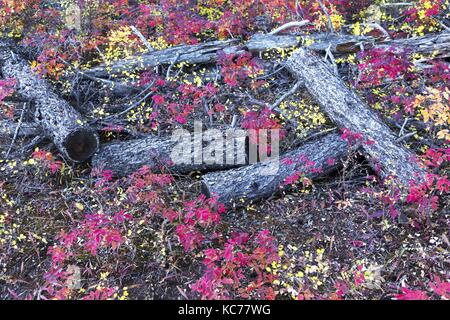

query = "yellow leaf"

[
  {"left": 75, "top": 203, "right": 84, "bottom": 211},
  {"left": 437, "top": 129, "right": 450, "bottom": 140},
  {"left": 421, "top": 109, "right": 430, "bottom": 123}
]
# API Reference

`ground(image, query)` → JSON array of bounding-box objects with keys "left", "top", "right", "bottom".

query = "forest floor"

[{"left": 0, "top": 1, "right": 449, "bottom": 300}]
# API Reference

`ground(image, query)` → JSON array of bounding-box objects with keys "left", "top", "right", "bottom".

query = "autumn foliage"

[{"left": 1, "top": 0, "right": 449, "bottom": 301}]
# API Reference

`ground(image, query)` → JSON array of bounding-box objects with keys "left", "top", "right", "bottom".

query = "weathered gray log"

[
  {"left": 0, "top": 120, "right": 40, "bottom": 138},
  {"left": 380, "top": 31, "right": 450, "bottom": 57},
  {"left": 286, "top": 48, "right": 425, "bottom": 183},
  {"left": 84, "top": 39, "right": 239, "bottom": 78},
  {"left": 85, "top": 32, "right": 449, "bottom": 79},
  {"left": 92, "top": 130, "right": 248, "bottom": 176},
  {"left": 201, "top": 132, "right": 349, "bottom": 206},
  {"left": 246, "top": 33, "right": 371, "bottom": 53},
  {"left": 246, "top": 31, "right": 450, "bottom": 55},
  {"left": 0, "top": 44, "right": 99, "bottom": 162}
]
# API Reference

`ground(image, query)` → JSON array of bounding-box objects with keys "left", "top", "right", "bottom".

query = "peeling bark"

[
  {"left": 0, "top": 44, "right": 99, "bottom": 162},
  {"left": 286, "top": 48, "right": 425, "bottom": 183},
  {"left": 201, "top": 133, "right": 349, "bottom": 206}
]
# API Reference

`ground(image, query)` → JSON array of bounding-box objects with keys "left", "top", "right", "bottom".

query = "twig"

[
  {"left": 166, "top": 52, "right": 181, "bottom": 79},
  {"left": 380, "top": 2, "right": 414, "bottom": 7},
  {"left": 59, "top": 57, "right": 133, "bottom": 91},
  {"left": 317, "top": 0, "right": 335, "bottom": 33},
  {"left": 439, "top": 21, "right": 450, "bottom": 32},
  {"left": 270, "top": 80, "right": 304, "bottom": 111},
  {"left": 104, "top": 79, "right": 157, "bottom": 119},
  {"left": 268, "top": 20, "right": 310, "bottom": 35},
  {"left": 325, "top": 43, "right": 339, "bottom": 75},
  {"left": 230, "top": 115, "right": 238, "bottom": 128},
  {"left": 19, "top": 135, "right": 46, "bottom": 155},
  {"left": 399, "top": 117, "right": 409, "bottom": 137},
  {"left": 295, "top": 0, "right": 303, "bottom": 18},
  {"left": 362, "top": 23, "right": 391, "bottom": 40},
  {"left": 130, "top": 25, "right": 155, "bottom": 52},
  {"left": 257, "top": 64, "right": 286, "bottom": 80},
  {"left": 396, "top": 132, "right": 415, "bottom": 143},
  {"left": 6, "top": 102, "right": 28, "bottom": 158}
]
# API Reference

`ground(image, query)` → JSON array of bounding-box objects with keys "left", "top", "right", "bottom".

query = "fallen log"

[
  {"left": 201, "top": 133, "right": 349, "bottom": 206},
  {"left": 84, "top": 32, "right": 449, "bottom": 80},
  {"left": 286, "top": 48, "right": 424, "bottom": 183},
  {"left": 86, "top": 35, "right": 366, "bottom": 79},
  {"left": 0, "top": 44, "right": 99, "bottom": 162},
  {"left": 380, "top": 31, "right": 450, "bottom": 57},
  {"left": 246, "top": 31, "right": 450, "bottom": 55},
  {"left": 92, "top": 130, "right": 248, "bottom": 177},
  {"left": 246, "top": 33, "right": 371, "bottom": 53},
  {"left": 84, "top": 39, "right": 239, "bottom": 78}
]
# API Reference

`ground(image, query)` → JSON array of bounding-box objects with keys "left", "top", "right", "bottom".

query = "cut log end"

[{"left": 64, "top": 128, "right": 99, "bottom": 162}]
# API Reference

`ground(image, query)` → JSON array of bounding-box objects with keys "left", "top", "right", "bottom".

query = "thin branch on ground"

[
  {"left": 317, "top": 0, "right": 335, "bottom": 34},
  {"left": 6, "top": 102, "right": 28, "bottom": 158},
  {"left": 130, "top": 25, "right": 155, "bottom": 52},
  {"left": 270, "top": 80, "right": 304, "bottom": 111},
  {"left": 268, "top": 20, "right": 310, "bottom": 35}
]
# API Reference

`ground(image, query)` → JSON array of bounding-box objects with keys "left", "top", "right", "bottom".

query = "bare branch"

[
  {"left": 268, "top": 20, "right": 310, "bottom": 35},
  {"left": 317, "top": 0, "right": 335, "bottom": 33}
]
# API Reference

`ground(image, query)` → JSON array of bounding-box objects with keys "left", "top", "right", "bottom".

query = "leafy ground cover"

[{"left": 0, "top": 0, "right": 449, "bottom": 300}]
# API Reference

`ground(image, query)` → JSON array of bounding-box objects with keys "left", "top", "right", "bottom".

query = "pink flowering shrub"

[
  {"left": 31, "top": 149, "right": 63, "bottom": 174},
  {"left": 357, "top": 47, "right": 414, "bottom": 88},
  {"left": 218, "top": 52, "right": 262, "bottom": 87},
  {"left": 0, "top": 78, "right": 16, "bottom": 106},
  {"left": 191, "top": 230, "right": 279, "bottom": 300}
]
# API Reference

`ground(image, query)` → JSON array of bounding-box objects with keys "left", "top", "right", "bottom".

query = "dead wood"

[
  {"left": 0, "top": 43, "right": 99, "bottom": 162},
  {"left": 91, "top": 130, "right": 248, "bottom": 177},
  {"left": 201, "top": 132, "right": 349, "bottom": 206},
  {"left": 286, "top": 48, "right": 425, "bottom": 183},
  {"left": 84, "top": 39, "right": 239, "bottom": 78}
]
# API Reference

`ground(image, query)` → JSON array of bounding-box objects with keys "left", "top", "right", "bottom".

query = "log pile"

[{"left": 2, "top": 30, "right": 447, "bottom": 206}]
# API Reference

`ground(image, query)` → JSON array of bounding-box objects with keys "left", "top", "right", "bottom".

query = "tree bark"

[
  {"left": 201, "top": 132, "right": 349, "bottom": 206},
  {"left": 92, "top": 130, "right": 248, "bottom": 177},
  {"left": 84, "top": 32, "right": 449, "bottom": 79},
  {"left": 379, "top": 31, "right": 450, "bottom": 57},
  {"left": 286, "top": 48, "right": 425, "bottom": 184},
  {"left": 246, "top": 31, "right": 450, "bottom": 55},
  {"left": 0, "top": 120, "right": 40, "bottom": 138},
  {"left": 0, "top": 45, "right": 99, "bottom": 162},
  {"left": 246, "top": 33, "right": 370, "bottom": 53}
]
